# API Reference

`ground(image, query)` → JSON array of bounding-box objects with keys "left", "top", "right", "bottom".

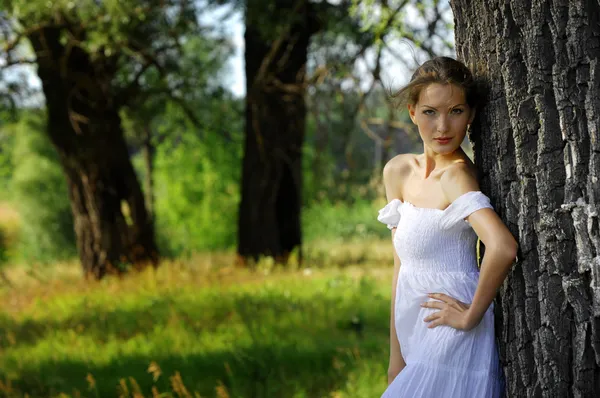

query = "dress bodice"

[{"left": 377, "top": 191, "right": 493, "bottom": 273}]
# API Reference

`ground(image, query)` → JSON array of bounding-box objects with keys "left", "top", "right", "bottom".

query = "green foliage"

[
  {"left": 11, "top": 111, "right": 77, "bottom": 264},
  {"left": 150, "top": 99, "right": 244, "bottom": 256},
  {"left": 2, "top": 0, "right": 228, "bottom": 115},
  {"left": 2, "top": 0, "right": 196, "bottom": 53},
  {"left": 121, "top": 32, "right": 232, "bottom": 151},
  {"left": 0, "top": 121, "right": 15, "bottom": 198},
  {"left": 303, "top": 199, "right": 389, "bottom": 243}
]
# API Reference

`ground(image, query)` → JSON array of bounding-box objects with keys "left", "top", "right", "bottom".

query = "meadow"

[
  {"left": 0, "top": 117, "right": 397, "bottom": 397},
  {"left": 0, "top": 237, "right": 395, "bottom": 398}
]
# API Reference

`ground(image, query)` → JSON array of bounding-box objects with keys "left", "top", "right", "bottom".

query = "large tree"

[
  {"left": 451, "top": 1, "right": 600, "bottom": 396},
  {"left": 0, "top": 1, "right": 214, "bottom": 278}
]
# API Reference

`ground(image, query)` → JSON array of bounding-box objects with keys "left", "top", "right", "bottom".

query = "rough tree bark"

[
  {"left": 238, "top": 0, "right": 317, "bottom": 262},
  {"left": 29, "top": 27, "right": 158, "bottom": 279},
  {"left": 451, "top": 1, "right": 600, "bottom": 396}
]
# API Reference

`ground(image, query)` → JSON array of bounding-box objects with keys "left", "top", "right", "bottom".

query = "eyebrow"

[{"left": 421, "top": 104, "right": 467, "bottom": 109}]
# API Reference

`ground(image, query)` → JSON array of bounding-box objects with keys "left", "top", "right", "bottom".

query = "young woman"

[{"left": 377, "top": 56, "right": 518, "bottom": 397}]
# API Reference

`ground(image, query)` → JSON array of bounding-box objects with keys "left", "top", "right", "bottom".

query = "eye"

[
  {"left": 451, "top": 108, "right": 464, "bottom": 114},
  {"left": 422, "top": 109, "right": 435, "bottom": 115}
]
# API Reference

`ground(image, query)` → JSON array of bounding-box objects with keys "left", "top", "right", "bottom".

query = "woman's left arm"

[
  {"left": 462, "top": 208, "right": 518, "bottom": 329},
  {"left": 422, "top": 165, "right": 518, "bottom": 330},
  {"left": 423, "top": 208, "right": 518, "bottom": 330}
]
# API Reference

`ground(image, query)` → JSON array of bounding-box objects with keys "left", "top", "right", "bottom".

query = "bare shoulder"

[
  {"left": 382, "top": 154, "right": 414, "bottom": 201},
  {"left": 383, "top": 153, "right": 413, "bottom": 179},
  {"left": 440, "top": 161, "right": 480, "bottom": 203}
]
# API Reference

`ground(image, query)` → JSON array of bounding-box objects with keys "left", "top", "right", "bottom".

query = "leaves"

[{"left": 1, "top": 0, "right": 225, "bottom": 105}]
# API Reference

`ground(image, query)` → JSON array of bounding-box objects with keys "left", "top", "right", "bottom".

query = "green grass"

[{"left": 0, "top": 247, "right": 394, "bottom": 398}]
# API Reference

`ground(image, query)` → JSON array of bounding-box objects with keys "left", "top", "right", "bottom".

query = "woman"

[{"left": 377, "top": 56, "right": 518, "bottom": 397}]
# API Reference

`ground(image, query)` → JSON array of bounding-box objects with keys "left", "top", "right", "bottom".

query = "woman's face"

[{"left": 407, "top": 83, "right": 475, "bottom": 155}]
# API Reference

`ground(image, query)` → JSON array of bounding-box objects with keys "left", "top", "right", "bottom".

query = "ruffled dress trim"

[
  {"left": 377, "top": 191, "right": 493, "bottom": 230},
  {"left": 377, "top": 198, "right": 402, "bottom": 230}
]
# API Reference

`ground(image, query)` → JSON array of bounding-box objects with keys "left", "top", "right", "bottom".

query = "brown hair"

[{"left": 393, "top": 56, "right": 480, "bottom": 109}]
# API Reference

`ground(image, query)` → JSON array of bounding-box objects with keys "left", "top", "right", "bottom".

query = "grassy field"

[{"left": 0, "top": 240, "right": 395, "bottom": 398}]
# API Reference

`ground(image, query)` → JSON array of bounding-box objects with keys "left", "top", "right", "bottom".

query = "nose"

[{"left": 437, "top": 114, "right": 450, "bottom": 134}]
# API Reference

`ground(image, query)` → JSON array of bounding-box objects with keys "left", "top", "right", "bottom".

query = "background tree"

[
  {"left": 0, "top": 1, "right": 219, "bottom": 278},
  {"left": 452, "top": 0, "right": 600, "bottom": 396},
  {"left": 238, "top": 0, "right": 319, "bottom": 263},
  {"left": 240, "top": 0, "right": 452, "bottom": 262}
]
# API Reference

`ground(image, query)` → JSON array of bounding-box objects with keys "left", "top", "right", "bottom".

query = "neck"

[{"left": 420, "top": 145, "right": 465, "bottom": 179}]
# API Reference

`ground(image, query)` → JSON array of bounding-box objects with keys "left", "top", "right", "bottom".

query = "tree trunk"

[
  {"left": 451, "top": 1, "right": 600, "bottom": 396},
  {"left": 238, "top": 0, "right": 315, "bottom": 262},
  {"left": 29, "top": 27, "right": 158, "bottom": 279}
]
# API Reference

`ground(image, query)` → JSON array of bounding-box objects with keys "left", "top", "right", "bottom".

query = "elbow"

[
  {"left": 506, "top": 240, "right": 518, "bottom": 263},
  {"left": 489, "top": 237, "right": 518, "bottom": 263}
]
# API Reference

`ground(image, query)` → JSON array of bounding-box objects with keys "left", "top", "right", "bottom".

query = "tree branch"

[
  {"left": 165, "top": 92, "right": 203, "bottom": 129},
  {"left": 0, "top": 58, "right": 37, "bottom": 67}
]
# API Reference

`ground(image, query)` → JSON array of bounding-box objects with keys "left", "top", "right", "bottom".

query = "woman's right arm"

[{"left": 382, "top": 156, "right": 409, "bottom": 384}]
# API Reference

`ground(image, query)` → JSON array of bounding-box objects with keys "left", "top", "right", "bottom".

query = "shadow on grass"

[
  {"left": 0, "top": 328, "right": 388, "bottom": 398},
  {"left": 0, "top": 286, "right": 390, "bottom": 397}
]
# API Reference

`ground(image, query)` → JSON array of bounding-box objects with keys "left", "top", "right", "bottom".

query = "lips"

[{"left": 434, "top": 137, "right": 452, "bottom": 144}]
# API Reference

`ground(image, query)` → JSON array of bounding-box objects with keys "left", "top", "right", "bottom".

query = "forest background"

[{"left": 0, "top": 1, "right": 468, "bottom": 397}]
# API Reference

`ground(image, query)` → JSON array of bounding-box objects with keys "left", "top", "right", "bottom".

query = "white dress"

[{"left": 377, "top": 191, "right": 505, "bottom": 397}]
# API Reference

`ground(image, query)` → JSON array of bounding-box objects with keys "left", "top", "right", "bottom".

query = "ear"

[{"left": 407, "top": 104, "right": 417, "bottom": 124}]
